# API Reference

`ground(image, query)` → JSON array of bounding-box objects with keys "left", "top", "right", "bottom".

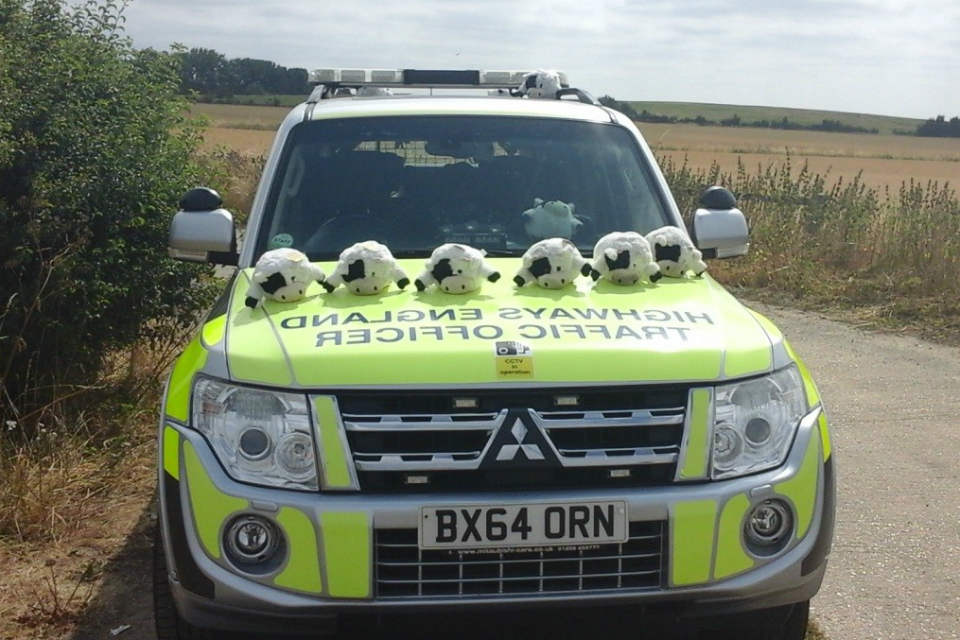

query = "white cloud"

[{"left": 122, "top": 0, "right": 960, "bottom": 117}]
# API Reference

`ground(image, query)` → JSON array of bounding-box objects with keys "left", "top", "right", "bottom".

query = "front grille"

[
  {"left": 344, "top": 412, "right": 499, "bottom": 469},
  {"left": 375, "top": 521, "right": 665, "bottom": 599},
  {"left": 338, "top": 387, "right": 689, "bottom": 492}
]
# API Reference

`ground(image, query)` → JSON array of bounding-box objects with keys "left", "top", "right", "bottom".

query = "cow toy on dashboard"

[{"left": 522, "top": 199, "right": 582, "bottom": 240}]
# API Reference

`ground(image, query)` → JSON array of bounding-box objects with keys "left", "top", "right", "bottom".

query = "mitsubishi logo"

[
  {"left": 481, "top": 410, "right": 559, "bottom": 468},
  {"left": 495, "top": 417, "right": 545, "bottom": 461}
]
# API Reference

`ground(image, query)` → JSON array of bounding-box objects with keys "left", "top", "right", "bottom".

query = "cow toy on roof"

[{"left": 515, "top": 69, "right": 563, "bottom": 99}]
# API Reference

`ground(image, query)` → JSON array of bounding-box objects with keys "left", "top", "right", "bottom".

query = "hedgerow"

[{"left": 0, "top": 0, "right": 218, "bottom": 432}]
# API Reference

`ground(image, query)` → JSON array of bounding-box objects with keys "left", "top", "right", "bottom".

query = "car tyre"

[
  {"left": 153, "top": 520, "right": 214, "bottom": 640},
  {"left": 704, "top": 600, "right": 810, "bottom": 640}
]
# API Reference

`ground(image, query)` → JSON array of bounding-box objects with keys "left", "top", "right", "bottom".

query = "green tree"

[
  {"left": 179, "top": 47, "right": 234, "bottom": 95},
  {"left": 0, "top": 0, "right": 217, "bottom": 428}
]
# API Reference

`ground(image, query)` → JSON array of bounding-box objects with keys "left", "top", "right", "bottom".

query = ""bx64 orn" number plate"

[{"left": 419, "top": 501, "right": 627, "bottom": 549}]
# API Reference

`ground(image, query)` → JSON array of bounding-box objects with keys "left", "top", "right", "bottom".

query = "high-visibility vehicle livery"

[{"left": 156, "top": 69, "right": 836, "bottom": 639}]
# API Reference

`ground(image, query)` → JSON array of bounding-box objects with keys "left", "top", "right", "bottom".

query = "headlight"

[
  {"left": 711, "top": 365, "right": 808, "bottom": 480},
  {"left": 192, "top": 377, "right": 317, "bottom": 491}
]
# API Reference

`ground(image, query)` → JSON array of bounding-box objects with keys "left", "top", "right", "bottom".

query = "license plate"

[{"left": 419, "top": 501, "right": 628, "bottom": 550}]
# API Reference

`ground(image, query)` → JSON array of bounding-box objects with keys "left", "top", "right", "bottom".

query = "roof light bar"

[{"left": 307, "top": 68, "right": 569, "bottom": 90}]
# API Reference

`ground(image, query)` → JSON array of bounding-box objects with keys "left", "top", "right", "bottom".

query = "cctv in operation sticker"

[{"left": 495, "top": 341, "right": 534, "bottom": 379}]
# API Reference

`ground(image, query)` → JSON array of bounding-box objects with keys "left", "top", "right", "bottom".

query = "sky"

[{"left": 123, "top": 0, "right": 960, "bottom": 119}]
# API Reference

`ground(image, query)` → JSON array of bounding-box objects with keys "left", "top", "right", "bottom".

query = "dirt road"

[{"left": 69, "top": 304, "right": 960, "bottom": 640}]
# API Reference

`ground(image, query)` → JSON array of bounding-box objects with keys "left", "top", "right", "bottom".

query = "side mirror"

[
  {"left": 691, "top": 187, "right": 749, "bottom": 259},
  {"left": 168, "top": 188, "right": 239, "bottom": 265}
]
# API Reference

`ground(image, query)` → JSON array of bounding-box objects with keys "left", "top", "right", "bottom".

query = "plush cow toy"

[
  {"left": 321, "top": 240, "right": 410, "bottom": 295},
  {"left": 514, "top": 238, "right": 591, "bottom": 289},
  {"left": 522, "top": 199, "right": 582, "bottom": 240},
  {"left": 589, "top": 232, "right": 662, "bottom": 286},
  {"left": 645, "top": 226, "right": 708, "bottom": 278},
  {"left": 245, "top": 248, "right": 327, "bottom": 308},
  {"left": 415, "top": 243, "right": 501, "bottom": 294},
  {"left": 356, "top": 86, "right": 393, "bottom": 97},
  {"left": 515, "top": 69, "right": 563, "bottom": 99}
]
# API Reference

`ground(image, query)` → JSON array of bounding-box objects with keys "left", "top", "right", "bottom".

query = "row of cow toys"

[{"left": 245, "top": 228, "right": 707, "bottom": 308}]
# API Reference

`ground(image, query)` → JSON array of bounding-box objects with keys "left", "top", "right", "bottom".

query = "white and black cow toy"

[
  {"left": 356, "top": 86, "right": 393, "bottom": 97},
  {"left": 516, "top": 69, "right": 563, "bottom": 99},
  {"left": 522, "top": 199, "right": 582, "bottom": 240},
  {"left": 321, "top": 241, "right": 410, "bottom": 295},
  {"left": 589, "top": 232, "right": 662, "bottom": 286},
  {"left": 245, "top": 248, "right": 327, "bottom": 308},
  {"left": 415, "top": 243, "right": 501, "bottom": 294},
  {"left": 645, "top": 226, "right": 708, "bottom": 278},
  {"left": 514, "top": 238, "right": 591, "bottom": 289}
]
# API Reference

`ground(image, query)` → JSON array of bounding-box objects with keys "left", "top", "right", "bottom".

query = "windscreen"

[{"left": 256, "top": 115, "right": 674, "bottom": 260}]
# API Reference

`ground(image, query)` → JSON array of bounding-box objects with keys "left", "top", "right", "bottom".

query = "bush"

[{"left": 0, "top": 0, "right": 218, "bottom": 433}]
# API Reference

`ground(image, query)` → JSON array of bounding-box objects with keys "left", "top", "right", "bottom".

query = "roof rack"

[{"left": 305, "top": 68, "right": 598, "bottom": 105}]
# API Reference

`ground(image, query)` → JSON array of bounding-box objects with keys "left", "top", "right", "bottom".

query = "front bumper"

[{"left": 158, "top": 407, "right": 835, "bottom": 633}]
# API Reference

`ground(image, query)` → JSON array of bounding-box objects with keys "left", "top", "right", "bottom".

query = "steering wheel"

[{"left": 304, "top": 215, "right": 393, "bottom": 254}]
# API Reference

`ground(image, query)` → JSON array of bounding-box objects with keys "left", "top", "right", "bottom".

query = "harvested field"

[
  {"left": 202, "top": 126, "right": 277, "bottom": 154},
  {"left": 637, "top": 123, "right": 960, "bottom": 161},
  {"left": 637, "top": 122, "right": 960, "bottom": 190},
  {"left": 651, "top": 148, "right": 959, "bottom": 192},
  {"left": 190, "top": 103, "right": 288, "bottom": 131}
]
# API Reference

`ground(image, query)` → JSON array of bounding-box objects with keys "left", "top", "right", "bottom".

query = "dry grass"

[
  {"left": 662, "top": 155, "right": 960, "bottom": 345},
  {"left": 0, "top": 328, "right": 191, "bottom": 637},
  {"left": 201, "top": 126, "right": 277, "bottom": 154},
  {"left": 197, "top": 148, "right": 266, "bottom": 224},
  {"left": 0, "top": 414, "right": 155, "bottom": 638}
]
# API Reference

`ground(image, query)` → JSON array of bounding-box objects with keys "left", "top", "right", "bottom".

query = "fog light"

[
  {"left": 225, "top": 515, "right": 280, "bottom": 565},
  {"left": 745, "top": 499, "right": 792, "bottom": 549}
]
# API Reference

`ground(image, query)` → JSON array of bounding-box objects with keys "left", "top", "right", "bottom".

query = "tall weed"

[{"left": 660, "top": 154, "right": 960, "bottom": 339}]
